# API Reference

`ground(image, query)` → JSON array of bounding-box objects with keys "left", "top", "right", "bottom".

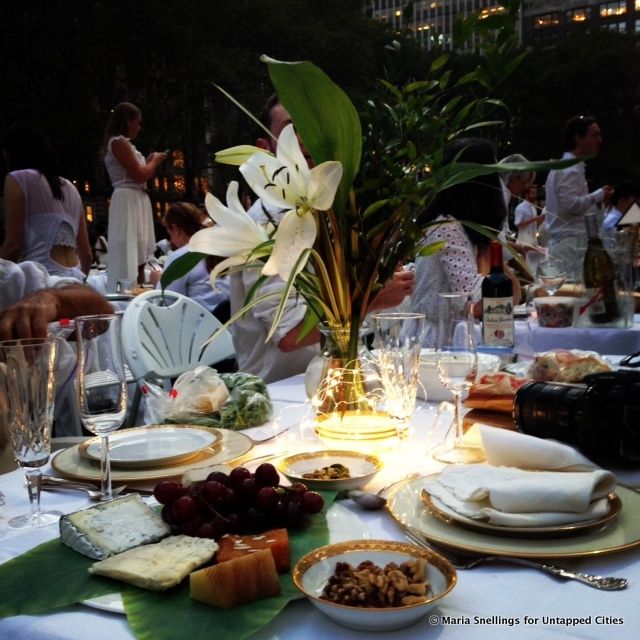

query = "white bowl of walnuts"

[{"left": 292, "top": 539, "right": 456, "bottom": 632}]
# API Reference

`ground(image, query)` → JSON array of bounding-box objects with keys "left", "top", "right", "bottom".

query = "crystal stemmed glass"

[
  {"left": 432, "top": 293, "right": 484, "bottom": 464},
  {"left": 75, "top": 314, "right": 128, "bottom": 500},
  {"left": 372, "top": 312, "right": 426, "bottom": 437},
  {"left": 0, "top": 337, "right": 61, "bottom": 528},
  {"left": 536, "top": 255, "right": 566, "bottom": 297}
]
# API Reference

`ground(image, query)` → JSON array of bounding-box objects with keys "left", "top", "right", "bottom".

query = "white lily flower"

[
  {"left": 240, "top": 124, "right": 343, "bottom": 280},
  {"left": 189, "top": 182, "right": 270, "bottom": 285}
]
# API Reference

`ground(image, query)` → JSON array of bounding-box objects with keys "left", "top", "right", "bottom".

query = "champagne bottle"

[
  {"left": 582, "top": 213, "right": 620, "bottom": 324},
  {"left": 482, "top": 241, "right": 514, "bottom": 347}
]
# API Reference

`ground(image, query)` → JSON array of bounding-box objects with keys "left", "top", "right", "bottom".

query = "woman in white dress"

[
  {"left": 102, "top": 102, "right": 166, "bottom": 292},
  {"left": 0, "top": 123, "right": 92, "bottom": 280}
]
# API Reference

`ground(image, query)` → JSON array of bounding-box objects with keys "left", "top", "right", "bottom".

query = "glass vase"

[{"left": 308, "top": 323, "right": 396, "bottom": 441}]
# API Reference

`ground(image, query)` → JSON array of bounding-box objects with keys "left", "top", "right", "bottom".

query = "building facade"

[{"left": 364, "top": 0, "right": 640, "bottom": 49}]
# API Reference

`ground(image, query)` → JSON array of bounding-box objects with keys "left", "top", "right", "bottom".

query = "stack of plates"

[
  {"left": 386, "top": 474, "right": 640, "bottom": 559},
  {"left": 52, "top": 424, "right": 253, "bottom": 483}
]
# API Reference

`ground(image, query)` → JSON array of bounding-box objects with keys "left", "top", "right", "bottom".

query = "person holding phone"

[{"left": 102, "top": 102, "right": 167, "bottom": 292}]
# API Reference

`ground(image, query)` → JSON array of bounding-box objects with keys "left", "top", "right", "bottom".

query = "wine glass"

[
  {"left": 536, "top": 255, "right": 566, "bottom": 297},
  {"left": 372, "top": 312, "right": 426, "bottom": 437},
  {"left": 432, "top": 293, "right": 485, "bottom": 464},
  {"left": 0, "top": 337, "right": 61, "bottom": 528},
  {"left": 75, "top": 314, "right": 128, "bottom": 500}
]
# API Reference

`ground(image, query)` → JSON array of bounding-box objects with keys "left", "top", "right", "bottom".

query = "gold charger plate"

[
  {"left": 78, "top": 424, "right": 222, "bottom": 469},
  {"left": 52, "top": 429, "right": 252, "bottom": 482},
  {"left": 421, "top": 488, "right": 621, "bottom": 538},
  {"left": 387, "top": 475, "right": 640, "bottom": 559}
]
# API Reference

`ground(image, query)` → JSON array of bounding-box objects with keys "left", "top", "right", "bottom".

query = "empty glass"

[
  {"left": 0, "top": 337, "right": 61, "bottom": 528},
  {"left": 536, "top": 255, "right": 566, "bottom": 297},
  {"left": 432, "top": 293, "right": 485, "bottom": 464},
  {"left": 372, "top": 312, "right": 426, "bottom": 437},
  {"left": 75, "top": 314, "right": 128, "bottom": 500}
]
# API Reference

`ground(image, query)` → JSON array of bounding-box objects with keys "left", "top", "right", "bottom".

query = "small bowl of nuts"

[
  {"left": 278, "top": 450, "right": 382, "bottom": 491},
  {"left": 292, "top": 539, "right": 457, "bottom": 632}
]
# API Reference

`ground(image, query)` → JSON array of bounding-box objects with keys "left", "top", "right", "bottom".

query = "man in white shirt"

[
  {"left": 543, "top": 115, "right": 613, "bottom": 279},
  {"left": 230, "top": 98, "right": 414, "bottom": 383}
]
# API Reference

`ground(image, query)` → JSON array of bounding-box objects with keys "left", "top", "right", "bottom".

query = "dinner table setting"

[{"left": 2, "top": 362, "right": 640, "bottom": 640}]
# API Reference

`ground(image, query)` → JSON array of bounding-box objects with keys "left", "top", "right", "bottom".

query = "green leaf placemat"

[{"left": 0, "top": 490, "right": 337, "bottom": 640}]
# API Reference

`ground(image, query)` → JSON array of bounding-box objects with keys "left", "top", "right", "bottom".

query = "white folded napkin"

[
  {"left": 424, "top": 426, "right": 617, "bottom": 527},
  {"left": 478, "top": 425, "right": 598, "bottom": 471},
  {"left": 425, "top": 465, "right": 615, "bottom": 526}
]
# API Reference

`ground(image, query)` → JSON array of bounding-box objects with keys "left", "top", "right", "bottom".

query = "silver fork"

[
  {"left": 404, "top": 529, "right": 628, "bottom": 591},
  {"left": 41, "top": 477, "right": 128, "bottom": 501}
]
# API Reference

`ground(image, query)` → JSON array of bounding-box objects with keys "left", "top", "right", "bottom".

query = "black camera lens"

[{"left": 513, "top": 381, "right": 587, "bottom": 445}]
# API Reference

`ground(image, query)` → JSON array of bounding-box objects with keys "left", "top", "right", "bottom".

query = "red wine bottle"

[
  {"left": 582, "top": 213, "right": 620, "bottom": 324},
  {"left": 482, "top": 241, "right": 514, "bottom": 347}
]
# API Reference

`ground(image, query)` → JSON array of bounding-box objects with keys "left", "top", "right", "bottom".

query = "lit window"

[
  {"left": 533, "top": 13, "right": 560, "bottom": 28},
  {"left": 85, "top": 205, "right": 94, "bottom": 223},
  {"left": 566, "top": 8, "right": 590, "bottom": 22},
  {"left": 154, "top": 177, "right": 160, "bottom": 189},
  {"left": 174, "top": 176, "right": 186, "bottom": 194},
  {"left": 636, "top": 18, "right": 640, "bottom": 32},
  {"left": 173, "top": 150, "right": 185, "bottom": 168},
  {"left": 163, "top": 177, "right": 169, "bottom": 192},
  {"left": 600, "top": 1, "right": 626, "bottom": 18}
]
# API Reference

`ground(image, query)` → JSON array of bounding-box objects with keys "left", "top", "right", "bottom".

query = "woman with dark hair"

[
  {"left": 410, "top": 137, "right": 520, "bottom": 346},
  {"left": 0, "top": 123, "right": 92, "bottom": 279},
  {"left": 154, "top": 202, "right": 230, "bottom": 320},
  {"left": 102, "top": 102, "right": 166, "bottom": 292}
]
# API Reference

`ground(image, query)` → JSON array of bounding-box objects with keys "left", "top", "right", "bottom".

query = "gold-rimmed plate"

[
  {"left": 278, "top": 450, "right": 382, "bottom": 491},
  {"left": 79, "top": 425, "right": 222, "bottom": 469},
  {"left": 421, "top": 488, "right": 621, "bottom": 538},
  {"left": 52, "top": 429, "right": 252, "bottom": 482},
  {"left": 387, "top": 475, "right": 640, "bottom": 559}
]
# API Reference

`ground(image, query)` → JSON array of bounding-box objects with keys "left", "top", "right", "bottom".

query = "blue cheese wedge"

[
  {"left": 89, "top": 535, "right": 218, "bottom": 591},
  {"left": 59, "top": 494, "right": 170, "bottom": 559}
]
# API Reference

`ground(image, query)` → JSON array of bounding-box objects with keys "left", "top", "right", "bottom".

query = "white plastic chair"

[{"left": 121, "top": 290, "right": 235, "bottom": 425}]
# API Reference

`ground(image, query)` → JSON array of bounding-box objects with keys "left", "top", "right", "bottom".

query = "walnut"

[{"left": 320, "top": 558, "right": 431, "bottom": 608}]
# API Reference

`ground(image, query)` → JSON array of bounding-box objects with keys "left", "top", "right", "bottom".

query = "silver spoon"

[{"left": 347, "top": 472, "right": 422, "bottom": 510}]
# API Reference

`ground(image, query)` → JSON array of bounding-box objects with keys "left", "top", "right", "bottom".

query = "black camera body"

[{"left": 513, "top": 370, "right": 640, "bottom": 465}]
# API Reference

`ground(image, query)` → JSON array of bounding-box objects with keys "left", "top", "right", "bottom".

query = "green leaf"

[
  {"left": 161, "top": 252, "right": 208, "bottom": 289},
  {"left": 416, "top": 239, "right": 446, "bottom": 257},
  {"left": 262, "top": 56, "right": 362, "bottom": 214},
  {"left": 430, "top": 54, "right": 449, "bottom": 72},
  {"left": 0, "top": 539, "right": 136, "bottom": 617},
  {"left": 0, "top": 494, "right": 337, "bottom": 640}
]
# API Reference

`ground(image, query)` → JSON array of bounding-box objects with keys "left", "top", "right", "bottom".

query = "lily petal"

[
  {"left": 240, "top": 153, "right": 292, "bottom": 211},
  {"left": 262, "top": 209, "right": 317, "bottom": 280},
  {"left": 215, "top": 145, "right": 266, "bottom": 166},
  {"left": 307, "top": 161, "right": 343, "bottom": 210},
  {"left": 209, "top": 255, "right": 246, "bottom": 287}
]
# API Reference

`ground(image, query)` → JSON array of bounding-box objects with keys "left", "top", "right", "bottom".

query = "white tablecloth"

[
  {"left": 1, "top": 375, "right": 639, "bottom": 639},
  {"left": 520, "top": 314, "right": 640, "bottom": 356}
]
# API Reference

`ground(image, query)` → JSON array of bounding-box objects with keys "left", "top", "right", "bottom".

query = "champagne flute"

[
  {"left": 432, "top": 293, "right": 485, "bottom": 464},
  {"left": 536, "top": 255, "right": 566, "bottom": 297},
  {"left": 75, "top": 314, "right": 128, "bottom": 500},
  {"left": 0, "top": 337, "right": 61, "bottom": 528},
  {"left": 372, "top": 312, "right": 426, "bottom": 437}
]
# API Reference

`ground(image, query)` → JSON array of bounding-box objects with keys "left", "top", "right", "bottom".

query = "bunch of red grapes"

[{"left": 153, "top": 463, "right": 324, "bottom": 539}]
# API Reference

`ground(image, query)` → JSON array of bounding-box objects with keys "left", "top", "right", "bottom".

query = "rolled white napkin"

[
  {"left": 425, "top": 465, "right": 616, "bottom": 526},
  {"left": 424, "top": 426, "right": 617, "bottom": 527}
]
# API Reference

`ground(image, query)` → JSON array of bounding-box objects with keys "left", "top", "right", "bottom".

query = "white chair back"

[{"left": 121, "top": 290, "right": 235, "bottom": 382}]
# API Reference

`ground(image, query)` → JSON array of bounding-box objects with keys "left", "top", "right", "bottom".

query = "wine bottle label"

[{"left": 482, "top": 297, "right": 514, "bottom": 347}]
